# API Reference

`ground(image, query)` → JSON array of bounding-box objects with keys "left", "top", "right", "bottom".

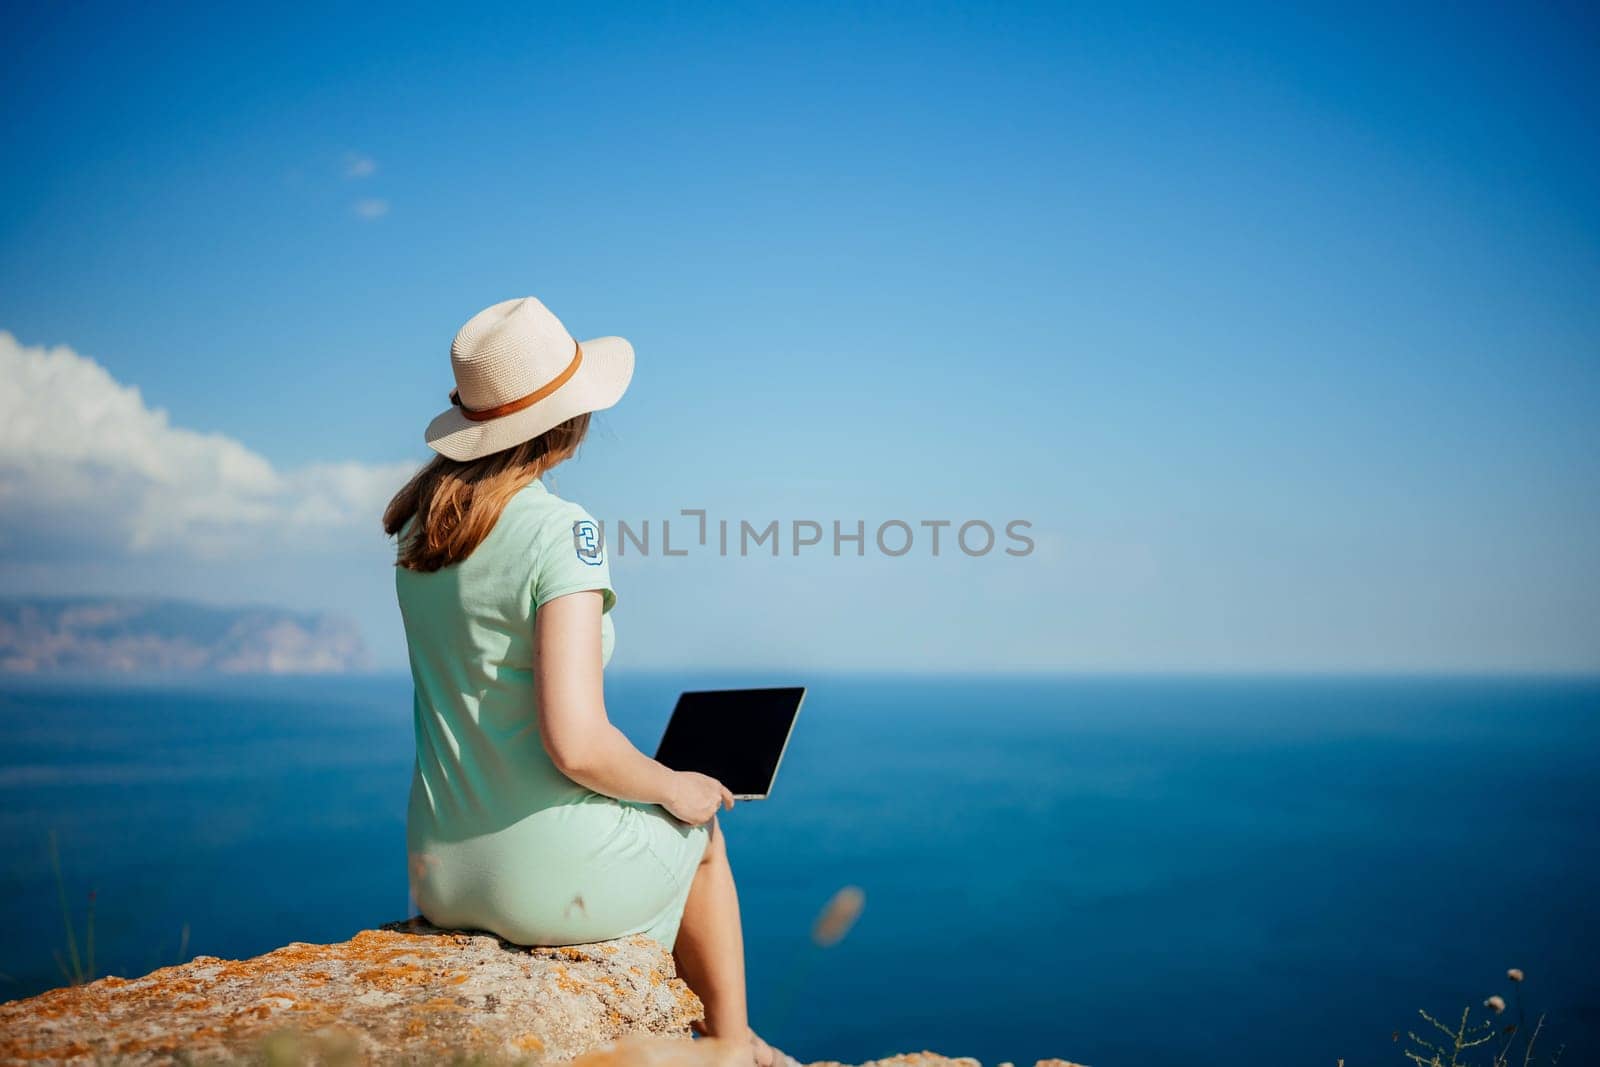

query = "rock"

[
  {"left": 0, "top": 917, "right": 698, "bottom": 1064},
  {"left": 574, "top": 1050, "right": 1083, "bottom": 1067},
  {"left": 807, "top": 1057, "right": 1086, "bottom": 1067},
  {"left": 569, "top": 1035, "right": 748, "bottom": 1065},
  {"left": 585, "top": 1047, "right": 981, "bottom": 1067},
  {"left": 0, "top": 917, "right": 1088, "bottom": 1066},
  {"left": 807, "top": 1056, "right": 981, "bottom": 1067},
  {"left": 572, "top": 1047, "right": 1080, "bottom": 1067},
  {"left": 0, "top": 597, "right": 373, "bottom": 675}
]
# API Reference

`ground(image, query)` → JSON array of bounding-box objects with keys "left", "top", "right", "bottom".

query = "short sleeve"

[{"left": 532, "top": 501, "right": 616, "bottom": 614}]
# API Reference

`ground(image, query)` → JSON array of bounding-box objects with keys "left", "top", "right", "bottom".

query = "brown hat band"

[{"left": 450, "top": 340, "right": 583, "bottom": 422}]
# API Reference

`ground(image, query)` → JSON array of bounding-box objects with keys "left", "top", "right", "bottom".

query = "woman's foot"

[
  {"left": 690, "top": 1023, "right": 794, "bottom": 1067},
  {"left": 750, "top": 1031, "right": 798, "bottom": 1067}
]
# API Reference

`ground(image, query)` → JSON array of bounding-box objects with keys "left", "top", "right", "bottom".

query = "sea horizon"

[{"left": 6, "top": 666, "right": 1600, "bottom": 686}]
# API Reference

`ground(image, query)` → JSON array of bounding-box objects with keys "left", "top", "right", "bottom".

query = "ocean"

[{"left": 1, "top": 674, "right": 1595, "bottom": 1066}]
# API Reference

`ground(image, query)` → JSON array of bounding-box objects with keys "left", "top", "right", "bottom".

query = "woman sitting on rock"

[{"left": 384, "top": 297, "right": 792, "bottom": 1067}]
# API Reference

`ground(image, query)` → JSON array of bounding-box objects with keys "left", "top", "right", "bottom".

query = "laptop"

[{"left": 653, "top": 687, "right": 806, "bottom": 800}]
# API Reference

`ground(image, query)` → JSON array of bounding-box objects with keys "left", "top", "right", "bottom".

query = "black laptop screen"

[{"left": 653, "top": 687, "right": 804, "bottom": 798}]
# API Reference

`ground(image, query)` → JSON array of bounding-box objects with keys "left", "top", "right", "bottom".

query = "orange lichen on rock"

[
  {"left": 352, "top": 961, "right": 431, "bottom": 987},
  {"left": 547, "top": 962, "right": 593, "bottom": 996},
  {"left": 0, "top": 916, "right": 703, "bottom": 1065},
  {"left": 417, "top": 995, "right": 471, "bottom": 1013},
  {"left": 0, "top": 916, "right": 1085, "bottom": 1066}
]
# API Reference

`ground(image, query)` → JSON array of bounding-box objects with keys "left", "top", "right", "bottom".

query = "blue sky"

[{"left": 2, "top": 1, "right": 1597, "bottom": 672}]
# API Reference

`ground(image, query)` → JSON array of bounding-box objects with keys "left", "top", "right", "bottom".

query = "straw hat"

[{"left": 424, "top": 297, "right": 635, "bottom": 461}]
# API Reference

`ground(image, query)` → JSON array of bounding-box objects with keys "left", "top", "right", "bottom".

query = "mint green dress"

[{"left": 398, "top": 479, "right": 709, "bottom": 949}]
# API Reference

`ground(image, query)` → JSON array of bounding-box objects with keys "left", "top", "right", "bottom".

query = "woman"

[{"left": 384, "top": 297, "right": 789, "bottom": 1067}]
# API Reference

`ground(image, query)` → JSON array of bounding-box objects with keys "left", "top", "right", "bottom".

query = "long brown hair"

[{"left": 383, "top": 413, "right": 591, "bottom": 572}]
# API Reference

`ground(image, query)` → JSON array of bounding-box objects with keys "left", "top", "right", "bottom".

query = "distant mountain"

[{"left": 0, "top": 597, "right": 373, "bottom": 675}]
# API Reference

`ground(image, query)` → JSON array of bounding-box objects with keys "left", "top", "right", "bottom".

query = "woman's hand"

[{"left": 664, "top": 771, "right": 735, "bottom": 825}]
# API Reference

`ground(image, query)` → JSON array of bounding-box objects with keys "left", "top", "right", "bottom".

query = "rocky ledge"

[{"left": 0, "top": 918, "right": 1082, "bottom": 1066}]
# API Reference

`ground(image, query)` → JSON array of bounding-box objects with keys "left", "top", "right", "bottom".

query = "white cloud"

[
  {"left": 353, "top": 198, "right": 389, "bottom": 220},
  {"left": 343, "top": 153, "right": 377, "bottom": 179},
  {"left": 0, "top": 331, "right": 415, "bottom": 560}
]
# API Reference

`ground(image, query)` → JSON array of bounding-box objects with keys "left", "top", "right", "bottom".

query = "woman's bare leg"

[
  {"left": 674, "top": 819, "right": 748, "bottom": 1035},
  {"left": 673, "top": 819, "right": 777, "bottom": 1065}
]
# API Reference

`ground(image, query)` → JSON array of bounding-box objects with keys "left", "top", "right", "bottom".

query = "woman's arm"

[{"left": 535, "top": 590, "right": 733, "bottom": 825}]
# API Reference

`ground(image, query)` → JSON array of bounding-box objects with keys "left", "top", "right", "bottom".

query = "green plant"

[
  {"left": 42, "top": 830, "right": 195, "bottom": 990},
  {"left": 48, "top": 828, "right": 95, "bottom": 986},
  {"left": 147, "top": 922, "right": 194, "bottom": 974},
  {"left": 1402, "top": 968, "right": 1565, "bottom": 1066}
]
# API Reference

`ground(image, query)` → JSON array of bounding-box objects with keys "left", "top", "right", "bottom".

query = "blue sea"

[{"left": 2, "top": 675, "right": 1596, "bottom": 1066}]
